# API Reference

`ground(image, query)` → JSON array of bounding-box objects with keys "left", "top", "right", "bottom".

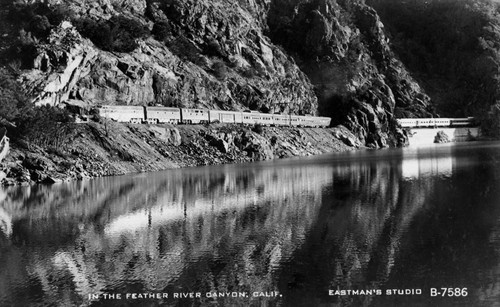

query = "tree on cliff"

[
  {"left": 16, "top": 105, "right": 75, "bottom": 150},
  {"left": 481, "top": 102, "right": 500, "bottom": 137},
  {"left": 74, "top": 16, "right": 149, "bottom": 52},
  {"left": 0, "top": 67, "right": 75, "bottom": 149},
  {"left": 0, "top": 68, "right": 29, "bottom": 127}
]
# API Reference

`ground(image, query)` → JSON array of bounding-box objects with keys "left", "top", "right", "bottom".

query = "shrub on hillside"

[
  {"left": 27, "top": 15, "right": 51, "bottom": 38},
  {"left": 152, "top": 21, "right": 172, "bottom": 41},
  {"left": 75, "top": 19, "right": 113, "bottom": 51},
  {"left": 7, "top": 2, "right": 71, "bottom": 39},
  {"left": 252, "top": 123, "right": 264, "bottom": 134},
  {"left": 203, "top": 38, "right": 226, "bottom": 58},
  {"left": 212, "top": 61, "right": 229, "bottom": 80},
  {"left": 16, "top": 105, "right": 76, "bottom": 150},
  {"left": 0, "top": 68, "right": 30, "bottom": 125},
  {"left": 1, "top": 2, "right": 72, "bottom": 67},
  {"left": 481, "top": 103, "right": 500, "bottom": 138},
  {"left": 0, "top": 68, "right": 79, "bottom": 149},
  {"left": 2, "top": 40, "right": 38, "bottom": 69},
  {"left": 165, "top": 35, "right": 203, "bottom": 64},
  {"left": 75, "top": 16, "right": 149, "bottom": 52}
]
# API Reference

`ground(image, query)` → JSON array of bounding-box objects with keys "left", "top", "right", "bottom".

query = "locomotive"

[{"left": 96, "top": 105, "right": 332, "bottom": 128}]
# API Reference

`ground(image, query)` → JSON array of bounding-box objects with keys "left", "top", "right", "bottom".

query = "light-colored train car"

[
  {"left": 242, "top": 111, "right": 260, "bottom": 125},
  {"left": 314, "top": 116, "right": 332, "bottom": 127},
  {"left": 397, "top": 118, "right": 417, "bottom": 128},
  {"left": 208, "top": 110, "right": 242, "bottom": 124},
  {"left": 272, "top": 114, "right": 290, "bottom": 126},
  {"left": 97, "top": 105, "right": 145, "bottom": 123},
  {"left": 416, "top": 119, "right": 433, "bottom": 127},
  {"left": 433, "top": 118, "right": 451, "bottom": 126},
  {"left": 290, "top": 115, "right": 309, "bottom": 127},
  {"left": 302, "top": 115, "right": 318, "bottom": 127},
  {"left": 241, "top": 111, "right": 274, "bottom": 126},
  {"left": 416, "top": 118, "right": 452, "bottom": 127},
  {"left": 259, "top": 114, "right": 274, "bottom": 126},
  {"left": 181, "top": 108, "right": 210, "bottom": 124},
  {"left": 146, "top": 107, "right": 181, "bottom": 124},
  {"left": 398, "top": 118, "right": 452, "bottom": 128}
]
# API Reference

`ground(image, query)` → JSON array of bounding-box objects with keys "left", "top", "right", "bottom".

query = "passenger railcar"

[
  {"left": 397, "top": 119, "right": 416, "bottom": 128},
  {"left": 312, "top": 116, "right": 331, "bottom": 128},
  {"left": 146, "top": 107, "right": 181, "bottom": 124},
  {"left": 416, "top": 119, "right": 434, "bottom": 127},
  {"left": 259, "top": 114, "right": 274, "bottom": 126},
  {"left": 290, "top": 115, "right": 308, "bottom": 127},
  {"left": 209, "top": 110, "right": 242, "bottom": 124},
  {"left": 181, "top": 109, "right": 209, "bottom": 124},
  {"left": 303, "top": 115, "right": 329, "bottom": 128},
  {"left": 241, "top": 111, "right": 269, "bottom": 126},
  {"left": 272, "top": 114, "right": 290, "bottom": 126},
  {"left": 97, "top": 105, "right": 145, "bottom": 124},
  {"left": 433, "top": 118, "right": 451, "bottom": 126}
]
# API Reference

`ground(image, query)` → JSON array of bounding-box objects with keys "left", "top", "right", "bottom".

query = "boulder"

[
  {"left": 43, "top": 176, "right": 64, "bottom": 184},
  {"left": 331, "top": 126, "right": 363, "bottom": 148},
  {"left": 434, "top": 131, "right": 450, "bottom": 143}
]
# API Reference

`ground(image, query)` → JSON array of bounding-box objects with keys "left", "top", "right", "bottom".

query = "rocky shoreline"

[{"left": 0, "top": 122, "right": 362, "bottom": 186}]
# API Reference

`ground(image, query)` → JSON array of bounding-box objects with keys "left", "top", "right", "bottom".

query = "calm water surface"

[{"left": 1, "top": 142, "right": 500, "bottom": 307}]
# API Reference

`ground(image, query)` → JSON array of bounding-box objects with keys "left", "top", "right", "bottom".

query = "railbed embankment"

[{"left": 0, "top": 122, "right": 362, "bottom": 186}]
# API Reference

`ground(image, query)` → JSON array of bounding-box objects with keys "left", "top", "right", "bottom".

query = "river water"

[{"left": 0, "top": 142, "right": 499, "bottom": 307}]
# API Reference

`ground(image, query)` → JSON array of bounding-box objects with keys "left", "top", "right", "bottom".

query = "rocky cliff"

[
  {"left": 0, "top": 0, "right": 440, "bottom": 184},
  {"left": 368, "top": 0, "right": 500, "bottom": 137},
  {"left": 3, "top": 0, "right": 432, "bottom": 145},
  {"left": 266, "top": 0, "right": 432, "bottom": 146},
  {"left": 16, "top": 0, "right": 318, "bottom": 116}
]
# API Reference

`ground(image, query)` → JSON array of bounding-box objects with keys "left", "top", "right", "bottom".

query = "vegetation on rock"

[
  {"left": 74, "top": 16, "right": 149, "bottom": 52},
  {"left": 1, "top": 1, "right": 70, "bottom": 68},
  {"left": 0, "top": 68, "right": 75, "bottom": 150},
  {"left": 0, "top": 68, "right": 29, "bottom": 125}
]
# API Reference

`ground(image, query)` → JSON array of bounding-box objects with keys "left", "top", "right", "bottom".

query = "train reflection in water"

[{"left": 401, "top": 145, "right": 455, "bottom": 179}]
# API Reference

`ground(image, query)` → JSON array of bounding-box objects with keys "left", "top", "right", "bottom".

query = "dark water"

[{"left": 1, "top": 142, "right": 500, "bottom": 307}]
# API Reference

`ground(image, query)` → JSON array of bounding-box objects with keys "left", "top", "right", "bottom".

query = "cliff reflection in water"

[
  {"left": 278, "top": 151, "right": 446, "bottom": 306},
  {"left": 1, "top": 144, "right": 499, "bottom": 306},
  {"left": 0, "top": 162, "right": 333, "bottom": 306}
]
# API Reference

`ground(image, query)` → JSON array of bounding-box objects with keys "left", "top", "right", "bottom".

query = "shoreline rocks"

[
  {"left": 1, "top": 122, "right": 357, "bottom": 186},
  {"left": 434, "top": 131, "right": 451, "bottom": 144}
]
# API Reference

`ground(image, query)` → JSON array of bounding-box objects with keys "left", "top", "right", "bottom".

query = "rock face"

[
  {"left": 21, "top": 0, "right": 317, "bottom": 116},
  {"left": 267, "top": 0, "right": 433, "bottom": 146},
  {"left": 434, "top": 131, "right": 450, "bottom": 144},
  {"left": 9, "top": 0, "right": 433, "bottom": 147}
]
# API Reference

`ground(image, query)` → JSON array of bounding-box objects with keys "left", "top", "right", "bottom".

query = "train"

[
  {"left": 96, "top": 105, "right": 332, "bottom": 128},
  {"left": 397, "top": 117, "right": 476, "bottom": 128}
]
